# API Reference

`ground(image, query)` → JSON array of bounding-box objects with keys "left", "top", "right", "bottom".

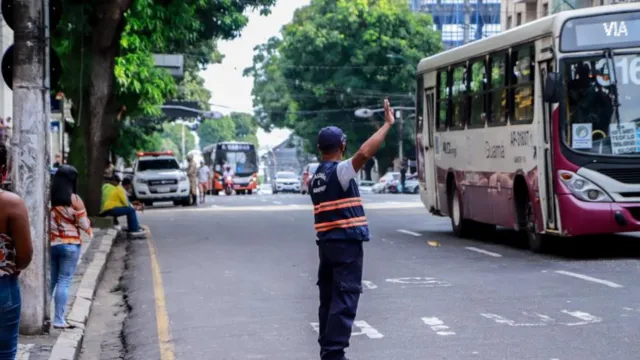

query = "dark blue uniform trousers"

[{"left": 316, "top": 240, "right": 363, "bottom": 360}]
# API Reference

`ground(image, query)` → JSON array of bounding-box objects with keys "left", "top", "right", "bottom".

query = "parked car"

[
  {"left": 372, "top": 172, "right": 400, "bottom": 193},
  {"left": 300, "top": 162, "right": 319, "bottom": 194},
  {"left": 273, "top": 171, "right": 300, "bottom": 193},
  {"left": 358, "top": 180, "right": 375, "bottom": 194},
  {"left": 389, "top": 174, "right": 419, "bottom": 194}
]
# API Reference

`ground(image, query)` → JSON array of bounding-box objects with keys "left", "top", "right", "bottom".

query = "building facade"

[
  {"left": 410, "top": 0, "right": 502, "bottom": 49},
  {"left": 501, "top": 0, "right": 640, "bottom": 30}
]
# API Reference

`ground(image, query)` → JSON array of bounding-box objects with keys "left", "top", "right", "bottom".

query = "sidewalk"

[{"left": 16, "top": 228, "right": 120, "bottom": 360}]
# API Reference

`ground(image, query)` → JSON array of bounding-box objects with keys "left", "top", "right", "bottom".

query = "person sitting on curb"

[
  {"left": 121, "top": 178, "right": 144, "bottom": 211},
  {"left": 100, "top": 174, "right": 146, "bottom": 239}
]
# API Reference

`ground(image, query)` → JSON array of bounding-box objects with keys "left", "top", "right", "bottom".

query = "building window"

[
  {"left": 543, "top": 3, "right": 548, "bottom": 16},
  {"left": 507, "top": 15, "right": 512, "bottom": 30},
  {"left": 516, "top": 12, "right": 522, "bottom": 26}
]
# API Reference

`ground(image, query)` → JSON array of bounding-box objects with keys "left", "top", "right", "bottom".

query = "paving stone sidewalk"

[{"left": 16, "top": 228, "right": 120, "bottom": 360}]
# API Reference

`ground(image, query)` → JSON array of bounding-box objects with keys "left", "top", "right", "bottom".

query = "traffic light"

[{"left": 1, "top": 0, "right": 63, "bottom": 90}]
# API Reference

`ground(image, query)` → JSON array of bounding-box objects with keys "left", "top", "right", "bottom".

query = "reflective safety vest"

[{"left": 310, "top": 161, "right": 369, "bottom": 242}]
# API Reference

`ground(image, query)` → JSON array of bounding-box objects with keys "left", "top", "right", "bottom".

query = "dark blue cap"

[{"left": 317, "top": 126, "right": 346, "bottom": 152}]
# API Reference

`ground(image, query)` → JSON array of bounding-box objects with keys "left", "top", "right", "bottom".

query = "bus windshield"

[
  {"left": 214, "top": 147, "right": 258, "bottom": 175},
  {"left": 563, "top": 54, "right": 640, "bottom": 156}
]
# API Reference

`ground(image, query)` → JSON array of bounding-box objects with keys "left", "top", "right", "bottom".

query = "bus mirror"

[{"left": 543, "top": 72, "right": 561, "bottom": 103}]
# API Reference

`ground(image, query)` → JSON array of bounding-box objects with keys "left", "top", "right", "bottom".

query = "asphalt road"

[{"left": 123, "top": 192, "right": 640, "bottom": 360}]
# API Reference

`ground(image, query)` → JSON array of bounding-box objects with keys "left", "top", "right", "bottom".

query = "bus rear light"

[{"left": 558, "top": 170, "right": 612, "bottom": 203}]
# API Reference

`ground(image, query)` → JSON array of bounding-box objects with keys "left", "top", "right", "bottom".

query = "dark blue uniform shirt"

[{"left": 310, "top": 160, "right": 369, "bottom": 242}]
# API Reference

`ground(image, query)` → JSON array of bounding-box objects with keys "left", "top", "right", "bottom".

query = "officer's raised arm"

[{"left": 350, "top": 98, "right": 395, "bottom": 172}]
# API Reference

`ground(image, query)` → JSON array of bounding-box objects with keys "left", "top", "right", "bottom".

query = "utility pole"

[
  {"left": 12, "top": 0, "right": 50, "bottom": 334},
  {"left": 396, "top": 110, "right": 403, "bottom": 161},
  {"left": 180, "top": 120, "right": 186, "bottom": 163}
]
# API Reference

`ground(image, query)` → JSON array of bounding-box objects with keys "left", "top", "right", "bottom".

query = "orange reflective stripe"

[
  {"left": 314, "top": 216, "right": 368, "bottom": 231},
  {"left": 313, "top": 197, "right": 362, "bottom": 211},
  {"left": 313, "top": 199, "right": 363, "bottom": 214}
]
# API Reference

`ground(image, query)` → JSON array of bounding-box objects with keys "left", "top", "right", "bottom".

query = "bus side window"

[
  {"left": 450, "top": 64, "right": 467, "bottom": 129},
  {"left": 469, "top": 58, "right": 488, "bottom": 127},
  {"left": 510, "top": 44, "right": 535, "bottom": 123},
  {"left": 488, "top": 51, "right": 509, "bottom": 125},
  {"left": 436, "top": 69, "right": 449, "bottom": 131}
]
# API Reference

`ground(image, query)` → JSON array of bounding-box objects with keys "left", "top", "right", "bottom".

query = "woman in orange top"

[
  {"left": 0, "top": 143, "right": 33, "bottom": 358},
  {"left": 50, "top": 165, "right": 93, "bottom": 329}
]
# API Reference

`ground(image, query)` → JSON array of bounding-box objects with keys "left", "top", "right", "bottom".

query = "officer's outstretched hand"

[{"left": 384, "top": 98, "right": 395, "bottom": 126}]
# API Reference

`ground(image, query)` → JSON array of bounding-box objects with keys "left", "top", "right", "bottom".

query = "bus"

[
  {"left": 202, "top": 141, "right": 259, "bottom": 195},
  {"left": 415, "top": 4, "right": 640, "bottom": 252}
]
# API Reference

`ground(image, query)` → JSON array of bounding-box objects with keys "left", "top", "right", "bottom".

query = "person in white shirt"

[
  {"left": 197, "top": 161, "right": 211, "bottom": 204},
  {"left": 222, "top": 164, "right": 234, "bottom": 179}
]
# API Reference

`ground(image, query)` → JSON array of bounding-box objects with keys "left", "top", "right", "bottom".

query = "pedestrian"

[
  {"left": 187, "top": 154, "right": 198, "bottom": 205},
  {"left": 400, "top": 158, "right": 407, "bottom": 194},
  {"left": 53, "top": 153, "right": 62, "bottom": 168},
  {"left": 197, "top": 161, "right": 211, "bottom": 204},
  {"left": 49, "top": 165, "right": 93, "bottom": 330},
  {"left": 0, "top": 142, "right": 33, "bottom": 359},
  {"left": 310, "top": 99, "right": 395, "bottom": 360}
]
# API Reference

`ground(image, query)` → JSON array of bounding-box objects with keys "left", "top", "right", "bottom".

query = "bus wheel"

[
  {"left": 449, "top": 186, "right": 473, "bottom": 238},
  {"left": 213, "top": 190, "right": 219, "bottom": 196},
  {"left": 525, "top": 199, "right": 547, "bottom": 253},
  {"left": 247, "top": 190, "right": 252, "bottom": 195}
]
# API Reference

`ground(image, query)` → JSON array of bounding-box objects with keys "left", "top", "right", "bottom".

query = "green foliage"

[
  {"left": 161, "top": 123, "right": 197, "bottom": 159},
  {"left": 245, "top": 0, "right": 442, "bottom": 168},
  {"left": 197, "top": 112, "right": 261, "bottom": 148}
]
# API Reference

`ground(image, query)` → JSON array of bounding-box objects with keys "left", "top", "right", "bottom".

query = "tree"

[
  {"left": 197, "top": 117, "right": 236, "bottom": 148},
  {"left": 245, "top": 0, "right": 442, "bottom": 174},
  {"left": 197, "top": 112, "right": 261, "bottom": 148},
  {"left": 54, "top": 0, "right": 277, "bottom": 215}
]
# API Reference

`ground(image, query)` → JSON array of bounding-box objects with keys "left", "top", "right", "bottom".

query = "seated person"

[
  {"left": 100, "top": 175, "right": 145, "bottom": 238},
  {"left": 121, "top": 178, "right": 143, "bottom": 210}
]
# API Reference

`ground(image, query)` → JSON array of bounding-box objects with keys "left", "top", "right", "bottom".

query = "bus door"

[
  {"left": 538, "top": 54, "right": 558, "bottom": 230},
  {"left": 423, "top": 87, "right": 438, "bottom": 210}
]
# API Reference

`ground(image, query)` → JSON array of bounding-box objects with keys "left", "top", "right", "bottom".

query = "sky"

[{"left": 199, "top": 0, "right": 312, "bottom": 150}]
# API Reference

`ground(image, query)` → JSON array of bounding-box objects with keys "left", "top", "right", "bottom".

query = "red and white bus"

[{"left": 415, "top": 4, "right": 640, "bottom": 252}]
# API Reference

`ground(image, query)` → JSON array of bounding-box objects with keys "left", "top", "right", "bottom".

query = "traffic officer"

[{"left": 310, "top": 99, "right": 395, "bottom": 360}]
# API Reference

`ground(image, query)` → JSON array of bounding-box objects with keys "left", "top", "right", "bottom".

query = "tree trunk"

[{"left": 84, "top": 0, "right": 133, "bottom": 216}]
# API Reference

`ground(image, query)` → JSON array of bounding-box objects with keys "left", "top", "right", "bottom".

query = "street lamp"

[
  {"left": 354, "top": 106, "right": 415, "bottom": 160},
  {"left": 158, "top": 106, "right": 224, "bottom": 163}
]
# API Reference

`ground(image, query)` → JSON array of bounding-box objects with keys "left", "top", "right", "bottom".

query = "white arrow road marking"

[
  {"left": 480, "top": 313, "right": 548, "bottom": 327},
  {"left": 422, "top": 317, "right": 456, "bottom": 336},
  {"left": 560, "top": 310, "right": 602, "bottom": 326},
  {"left": 362, "top": 280, "right": 378, "bottom": 289},
  {"left": 310, "top": 321, "right": 384, "bottom": 339}
]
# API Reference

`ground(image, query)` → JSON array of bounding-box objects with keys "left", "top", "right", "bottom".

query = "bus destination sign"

[
  {"left": 561, "top": 12, "right": 640, "bottom": 52},
  {"left": 220, "top": 143, "right": 252, "bottom": 151}
]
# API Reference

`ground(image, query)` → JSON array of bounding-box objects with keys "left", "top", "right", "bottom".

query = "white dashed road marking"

[
  {"left": 272, "top": 201, "right": 282, "bottom": 205},
  {"left": 554, "top": 270, "right": 624, "bottom": 288},
  {"left": 465, "top": 246, "right": 502, "bottom": 257},
  {"left": 421, "top": 317, "right": 456, "bottom": 336},
  {"left": 397, "top": 229, "right": 421, "bottom": 237}
]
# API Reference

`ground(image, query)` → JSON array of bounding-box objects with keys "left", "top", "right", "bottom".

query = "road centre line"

[
  {"left": 397, "top": 229, "right": 421, "bottom": 237},
  {"left": 465, "top": 246, "right": 502, "bottom": 257},
  {"left": 554, "top": 270, "right": 623, "bottom": 288},
  {"left": 272, "top": 201, "right": 282, "bottom": 205}
]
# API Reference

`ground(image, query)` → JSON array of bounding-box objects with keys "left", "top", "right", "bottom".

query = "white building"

[{"left": 501, "top": 0, "right": 640, "bottom": 30}]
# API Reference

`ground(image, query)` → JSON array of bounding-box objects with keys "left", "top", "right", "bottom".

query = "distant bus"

[
  {"left": 415, "top": 4, "right": 640, "bottom": 252},
  {"left": 202, "top": 141, "right": 259, "bottom": 195}
]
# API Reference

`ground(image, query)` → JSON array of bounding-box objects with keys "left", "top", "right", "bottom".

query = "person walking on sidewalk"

[
  {"left": 49, "top": 165, "right": 93, "bottom": 330},
  {"left": 310, "top": 99, "right": 395, "bottom": 360},
  {"left": 100, "top": 175, "right": 146, "bottom": 238},
  {"left": 0, "top": 142, "right": 33, "bottom": 359}
]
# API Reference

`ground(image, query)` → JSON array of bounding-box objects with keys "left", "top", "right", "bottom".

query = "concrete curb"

[{"left": 48, "top": 228, "right": 120, "bottom": 360}]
